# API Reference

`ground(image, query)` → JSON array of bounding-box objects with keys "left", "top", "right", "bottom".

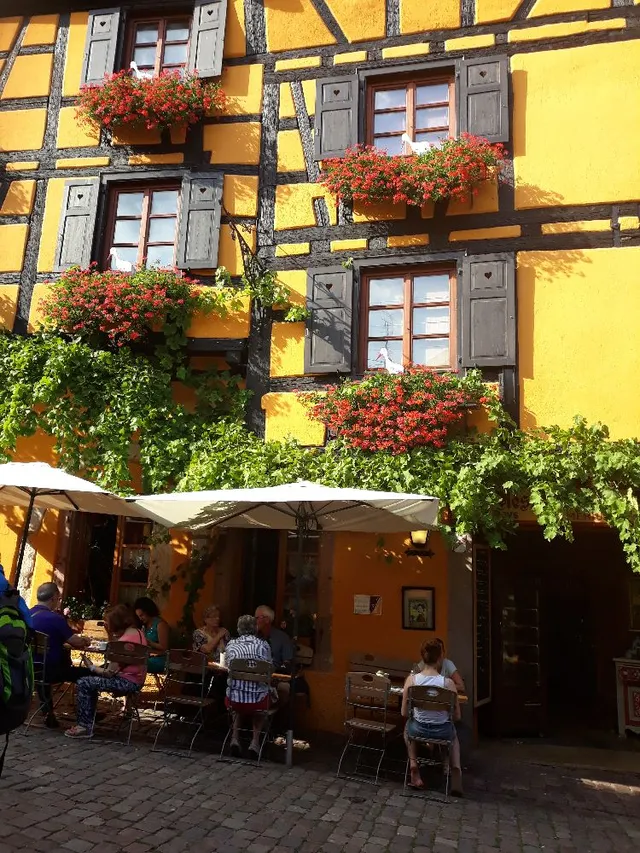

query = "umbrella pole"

[
  {"left": 14, "top": 489, "right": 36, "bottom": 589},
  {"left": 285, "top": 520, "right": 304, "bottom": 768}
]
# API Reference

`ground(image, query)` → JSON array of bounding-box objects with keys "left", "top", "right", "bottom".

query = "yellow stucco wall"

[
  {"left": 518, "top": 248, "right": 640, "bottom": 438},
  {"left": 262, "top": 392, "right": 326, "bottom": 444},
  {"left": 264, "top": 0, "right": 336, "bottom": 52},
  {"left": 2, "top": 53, "right": 54, "bottom": 100},
  {"left": 513, "top": 42, "right": 640, "bottom": 208},
  {"left": 323, "top": 0, "right": 386, "bottom": 43},
  {"left": 399, "top": 0, "right": 460, "bottom": 33},
  {"left": 0, "top": 109, "right": 47, "bottom": 152},
  {"left": 0, "top": 181, "right": 36, "bottom": 215},
  {"left": 476, "top": 0, "right": 521, "bottom": 23}
]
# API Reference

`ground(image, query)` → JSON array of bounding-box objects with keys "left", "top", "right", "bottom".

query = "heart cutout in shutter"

[
  {"left": 99, "top": 20, "right": 106, "bottom": 28},
  {"left": 77, "top": 193, "right": 84, "bottom": 200},
  {"left": 206, "top": 8, "right": 213, "bottom": 16},
  {"left": 484, "top": 271, "right": 492, "bottom": 279},
  {"left": 325, "top": 282, "right": 334, "bottom": 291},
  {"left": 479, "top": 70, "right": 487, "bottom": 78},
  {"left": 333, "top": 89, "right": 340, "bottom": 96},
  {"left": 199, "top": 186, "right": 207, "bottom": 194}
]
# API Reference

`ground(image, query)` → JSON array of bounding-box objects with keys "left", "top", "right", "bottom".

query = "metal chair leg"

[{"left": 336, "top": 731, "right": 353, "bottom": 778}]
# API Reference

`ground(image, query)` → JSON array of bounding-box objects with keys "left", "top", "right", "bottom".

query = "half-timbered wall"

[{"left": 2, "top": 0, "right": 640, "bottom": 733}]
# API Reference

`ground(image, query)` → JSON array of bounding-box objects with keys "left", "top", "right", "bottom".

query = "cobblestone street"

[{"left": 1, "top": 731, "right": 639, "bottom": 853}]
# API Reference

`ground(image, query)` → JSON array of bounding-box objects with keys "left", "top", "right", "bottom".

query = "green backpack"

[{"left": 0, "top": 587, "right": 33, "bottom": 777}]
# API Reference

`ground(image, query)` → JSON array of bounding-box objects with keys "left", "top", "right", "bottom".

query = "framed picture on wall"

[{"left": 402, "top": 586, "right": 435, "bottom": 631}]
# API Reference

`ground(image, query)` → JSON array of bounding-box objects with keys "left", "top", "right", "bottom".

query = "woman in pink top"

[{"left": 65, "top": 604, "right": 148, "bottom": 739}]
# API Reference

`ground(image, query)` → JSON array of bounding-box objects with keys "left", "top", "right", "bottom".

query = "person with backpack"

[{"left": 0, "top": 564, "right": 34, "bottom": 777}]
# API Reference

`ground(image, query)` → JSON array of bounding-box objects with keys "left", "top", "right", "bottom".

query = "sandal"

[{"left": 64, "top": 725, "right": 93, "bottom": 739}]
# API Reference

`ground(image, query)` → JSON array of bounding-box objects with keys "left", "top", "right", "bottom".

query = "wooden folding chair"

[
  {"left": 337, "top": 672, "right": 397, "bottom": 784},
  {"left": 404, "top": 684, "right": 457, "bottom": 800},
  {"left": 152, "top": 649, "right": 213, "bottom": 756},
  {"left": 220, "top": 658, "right": 276, "bottom": 764},
  {"left": 91, "top": 639, "right": 149, "bottom": 746}
]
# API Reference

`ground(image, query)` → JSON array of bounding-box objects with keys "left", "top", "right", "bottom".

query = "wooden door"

[{"left": 491, "top": 566, "right": 546, "bottom": 736}]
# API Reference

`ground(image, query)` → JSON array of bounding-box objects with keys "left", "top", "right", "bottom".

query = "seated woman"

[
  {"left": 134, "top": 597, "right": 169, "bottom": 675},
  {"left": 65, "top": 604, "right": 148, "bottom": 739},
  {"left": 193, "top": 605, "right": 231, "bottom": 663},
  {"left": 402, "top": 638, "right": 463, "bottom": 796},
  {"left": 224, "top": 614, "right": 273, "bottom": 759},
  {"left": 435, "top": 638, "right": 466, "bottom": 693}
]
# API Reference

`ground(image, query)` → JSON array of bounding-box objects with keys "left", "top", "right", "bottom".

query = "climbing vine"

[{"left": 0, "top": 333, "right": 638, "bottom": 570}]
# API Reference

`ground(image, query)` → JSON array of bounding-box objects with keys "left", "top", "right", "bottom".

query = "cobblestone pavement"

[{"left": 1, "top": 731, "right": 639, "bottom": 853}]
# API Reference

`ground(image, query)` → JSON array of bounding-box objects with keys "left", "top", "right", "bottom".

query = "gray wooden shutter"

[
  {"left": 187, "top": 0, "right": 228, "bottom": 79},
  {"left": 176, "top": 173, "right": 223, "bottom": 270},
  {"left": 459, "top": 253, "right": 516, "bottom": 368},
  {"left": 314, "top": 75, "right": 359, "bottom": 161},
  {"left": 53, "top": 178, "right": 100, "bottom": 272},
  {"left": 80, "top": 8, "right": 121, "bottom": 86},
  {"left": 458, "top": 55, "right": 509, "bottom": 143},
  {"left": 304, "top": 267, "right": 353, "bottom": 374}
]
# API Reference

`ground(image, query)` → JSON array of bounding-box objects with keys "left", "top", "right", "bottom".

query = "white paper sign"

[{"left": 354, "top": 595, "right": 382, "bottom": 616}]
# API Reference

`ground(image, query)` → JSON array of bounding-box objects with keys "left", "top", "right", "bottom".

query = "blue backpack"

[{"left": 0, "top": 586, "right": 33, "bottom": 777}]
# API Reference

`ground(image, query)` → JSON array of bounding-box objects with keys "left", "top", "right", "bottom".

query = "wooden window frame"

[
  {"left": 360, "top": 266, "right": 457, "bottom": 372},
  {"left": 365, "top": 72, "right": 456, "bottom": 154},
  {"left": 102, "top": 182, "right": 182, "bottom": 271},
  {"left": 124, "top": 13, "right": 192, "bottom": 76}
]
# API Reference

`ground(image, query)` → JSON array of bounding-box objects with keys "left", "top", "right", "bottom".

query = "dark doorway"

[
  {"left": 241, "top": 529, "right": 280, "bottom": 616},
  {"left": 66, "top": 513, "right": 117, "bottom": 607},
  {"left": 485, "top": 528, "right": 632, "bottom": 739}
]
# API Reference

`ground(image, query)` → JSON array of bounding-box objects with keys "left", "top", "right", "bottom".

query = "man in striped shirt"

[{"left": 225, "top": 614, "right": 273, "bottom": 758}]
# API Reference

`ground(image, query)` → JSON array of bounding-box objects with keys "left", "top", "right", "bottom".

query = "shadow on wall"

[
  {"left": 517, "top": 245, "right": 594, "bottom": 430},
  {"left": 206, "top": 121, "right": 262, "bottom": 165},
  {"left": 0, "top": 288, "right": 18, "bottom": 330}
]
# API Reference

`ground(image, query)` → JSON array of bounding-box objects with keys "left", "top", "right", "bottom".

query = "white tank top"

[{"left": 411, "top": 672, "right": 448, "bottom": 725}]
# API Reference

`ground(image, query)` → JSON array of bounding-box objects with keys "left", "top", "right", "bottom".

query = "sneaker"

[
  {"left": 44, "top": 713, "right": 59, "bottom": 729},
  {"left": 247, "top": 745, "right": 260, "bottom": 760},
  {"left": 230, "top": 741, "right": 241, "bottom": 758},
  {"left": 64, "top": 725, "right": 93, "bottom": 739}
]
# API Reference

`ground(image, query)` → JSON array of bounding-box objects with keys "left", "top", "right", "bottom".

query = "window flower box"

[
  {"left": 320, "top": 135, "right": 504, "bottom": 207},
  {"left": 76, "top": 69, "right": 225, "bottom": 134}
]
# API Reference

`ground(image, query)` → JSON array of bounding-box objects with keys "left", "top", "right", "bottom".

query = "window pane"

[
  {"left": 413, "top": 274, "right": 450, "bottom": 304},
  {"left": 416, "top": 83, "right": 449, "bottom": 105},
  {"left": 165, "top": 21, "right": 190, "bottom": 41},
  {"left": 368, "top": 308, "right": 403, "bottom": 338},
  {"left": 373, "top": 112, "right": 405, "bottom": 134},
  {"left": 109, "top": 246, "right": 138, "bottom": 270},
  {"left": 416, "top": 106, "right": 449, "bottom": 130},
  {"left": 413, "top": 337, "right": 450, "bottom": 367},
  {"left": 135, "top": 23, "right": 159, "bottom": 44},
  {"left": 145, "top": 245, "right": 175, "bottom": 268},
  {"left": 133, "top": 46, "right": 157, "bottom": 67},
  {"left": 163, "top": 43, "right": 188, "bottom": 66},
  {"left": 413, "top": 306, "right": 450, "bottom": 336},
  {"left": 374, "top": 136, "right": 404, "bottom": 155},
  {"left": 150, "top": 190, "right": 179, "bottom": 215},
  {"left": 374, "top": 88, "right": 406, "bottom": 109},
  {"left": 116, "top": 193, "right": 144, "bottom": 216},
  {"left": 113, "top": 219, "right": 142, "bottom": 244},
  {"left": 416, "top": 131, "right": 448, "bottom": 145},
  {"left": 367, "top": 340, "right": 403, "bottom": 370},
  {"left": 148, "top": 217, "right": 177, "bottom": 243},
  {"left": 369, "top": 277, "right": 404, "bottom": 306}
]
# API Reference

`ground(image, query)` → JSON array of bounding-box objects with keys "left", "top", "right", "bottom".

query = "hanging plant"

[
  {"left": 319, "top": 135, "right": 504, "bottom": 206},
  {"left": 302, "top": 367, "right": 494, "bottom": 454},
  {"left": 40, "top": 266, "right": 241, "bottom": 351},
  {"left": 76, "top": 70, "right": 226, "bottom": 132}
]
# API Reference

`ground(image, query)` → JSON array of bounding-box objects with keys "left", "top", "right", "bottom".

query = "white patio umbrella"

[
  {"left": 130, "top": 480, "right": 439, "bottom": 765},
  {"left": 0, "top": 461, "right": 151, "bottom": 586}
]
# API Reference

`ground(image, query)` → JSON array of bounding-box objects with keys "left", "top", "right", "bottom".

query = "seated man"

[
  {"left": 225, "top": 614, "right": 273, "bottom": 759},
  {"left": 30, "top": 582, "right": 92, "bottom": 727},
  {"left": 255, "top": 605, "right": 294, "bottom": 670}
]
